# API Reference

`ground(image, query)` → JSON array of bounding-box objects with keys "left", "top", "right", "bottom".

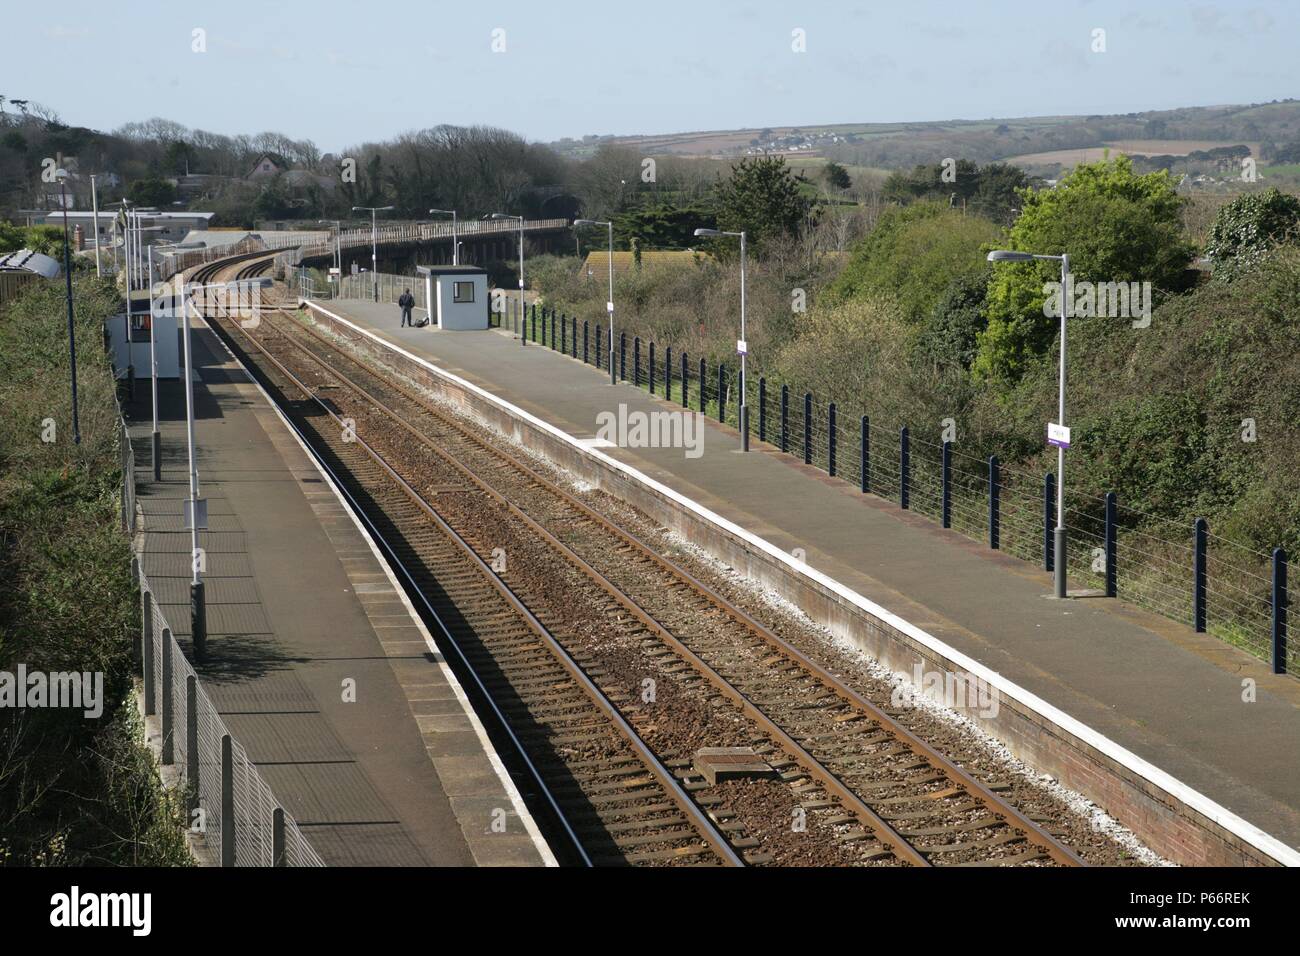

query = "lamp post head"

[
  {"left": 987, "top": 249, "right": 1036, "bottom": 262},
  {"left": 693, "top": 228, "right": 722, "bottom": 238}
]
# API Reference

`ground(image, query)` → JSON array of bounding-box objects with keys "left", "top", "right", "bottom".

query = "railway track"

[
  {"left": 200, "top": 259, "right": 1086, "bottom": 867},
  {"left": 193, "top": 257, "right": 744, "bottom": 867}
]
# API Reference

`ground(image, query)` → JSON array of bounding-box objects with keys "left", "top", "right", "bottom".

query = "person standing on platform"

[{"left": 398, "top": 288, "right": 415, "bottom": 327}]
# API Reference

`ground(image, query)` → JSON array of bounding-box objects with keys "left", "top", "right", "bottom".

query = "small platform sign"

[
  {"left": 1047, "top": 422, "right": 1071, "bottom": 449},
  {"left": 736, "top": 338, "right": 748, "bottom": 356},
  {"left": 183, "top": 498, "right": 209, "bottom": 531}
]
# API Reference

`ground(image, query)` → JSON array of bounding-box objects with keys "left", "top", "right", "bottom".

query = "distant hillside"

[{"left": 551, "top": 100, "right": 1300, "bottom": 173}]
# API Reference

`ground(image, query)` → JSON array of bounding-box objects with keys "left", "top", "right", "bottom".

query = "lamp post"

[
  {"left": 490, "top": 213, "right": 525, "bottom": 346},
  {"left": 694, "top": 227, "right": 749, "bottom": 451},
  {"left": 351, "top": 205, "right": 393, "bottom": 302},
  {"left": 178, "top": 276, "right": 250, "bottom": 662},
  {"left": 90, "top": 174, "right": 101, "bottom": 277},
  {"left": 574, "top": 219, "right": 615, "bottom": 384},
  {"left": 429, "top": 208, "right": 458, "bottom": 265},
  {"left": 318, "top": 219, "right": 342, "bottom": 274},
  {"left": 147, "top": 240, "right": 201, "bottom": 480},
  {"left": 116, "top": 200, "right": 136, "bottom": 393},
  {"left": 55, "top": 170, "right": 80, "bottom": 445},
  {"left": 988, "top": 248, "right": 1071, "bottom": 599}
]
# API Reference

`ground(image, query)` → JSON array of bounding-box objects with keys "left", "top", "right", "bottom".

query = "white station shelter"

[{"left": 417, "top": 264, "right": 490, "bottom": 330}]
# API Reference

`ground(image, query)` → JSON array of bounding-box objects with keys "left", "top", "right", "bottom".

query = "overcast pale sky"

[{"left": 9, "top": 0, "right": 1297, "bottom": 149}]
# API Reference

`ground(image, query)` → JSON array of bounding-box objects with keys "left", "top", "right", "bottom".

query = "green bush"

[
  {"left": 823, "top": 202, "right": 999, "bottom": 324},
  {"left": 0, "top": 275, "right": 191, "bottom": 866},
  {"left": 1203, "top": 187, "right": 1300, "bottom": 282}
]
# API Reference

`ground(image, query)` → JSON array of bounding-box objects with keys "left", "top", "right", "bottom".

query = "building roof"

[
  {"left": 0, "top": 249, "right": 61, "bottom": 278},
  {"left": 417, "top": 264, "right": 488, "bottom": 277}
]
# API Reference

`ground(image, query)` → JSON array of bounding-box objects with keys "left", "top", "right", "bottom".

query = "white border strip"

[
  {"left": 205, "top": 311, "right": 557, "bottom": 867},
  {"left": 307, "top": 298, "right": 1300, "bottom": 866}
]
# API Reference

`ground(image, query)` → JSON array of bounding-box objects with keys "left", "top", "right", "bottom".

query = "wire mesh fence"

[
  {"left": 122, "top": 415, "right": 326, "bottom": 866},
  {"left": 546, "top": 317, "right": 1294, "bottom": 679}
]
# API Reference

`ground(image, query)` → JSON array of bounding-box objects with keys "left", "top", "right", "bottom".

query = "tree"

[
  {"left": 127, "top": 177, "right": 178, "bottom": 207},
  {"left": 712, "top": 155, "right": 807, "bottom": 253},
  {"left": 612, "top": 203, "right": 715, "bottom": 249},
  {"left": 163, "top": 139, "right": 196, "bottom": 175},
  {"left": 823, "top": 161, "right": 852, "bottom": 191},
  {"left": 974, "top": 155, "right": 1193, "bottom": 385},
  {"left": 1203, "top": 187, "right": 1300, "bottom": 282}
]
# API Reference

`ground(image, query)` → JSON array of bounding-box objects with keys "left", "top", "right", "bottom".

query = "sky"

[{"left": 8, "top": 0, "right": 1298, "bottom": 150}]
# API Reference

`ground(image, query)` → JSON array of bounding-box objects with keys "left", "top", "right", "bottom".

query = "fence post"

[
  {"left": 1194, "top": 517, "right": 1208, "bottom": 632},
  {"left": 634, "top": 337, "right": 641, "bottom": 386},
  {"left": 531, "top": 304, "right": 537, "bottom": 343},
  {"left": 186, "top": 675, "right": 198, "bottom": 815},
  {"left": 828, "top": 403, "right": 837, "bottom": 477},
  {"left": 988, "top": 456, "right": 1000, "bottom": 550},
  {"left": 192, "top": 580, "right": 206, "bottom": 664},
  {"left": 665, "top": 346, "right": 673, "bottom": 401},
  {"left": 142, "top": 590, "right": 156, "bottom": 716},
  {"left": 1273, "top": 548, "right": 1289, "bottom": 675},
  {"left": 699, "top": 358, "right": 707, "bottom": 413},
  {"left": 620, "top": 333, "right": 627, "bottom": 381},
  {"left": 802, "top": 392, "right": 812, "bottom": 464},
  {"left": 681, "top": 352, "right": 689, "bottom": 408},
  {"left": 560, "top": 313, "right": 566, "bottom": 353},
  {"left": 595, "top": 325, "right": 602, "bottom": 369},
  {"left": 1105, "top": 492, "right": 1117, "bottom": 598},
  {"left": 572, "top": 317, "right": 578, "bottom": 358},
  {"left": 758, "top": 378, "right": 767, "bottom": 443},
  {"left": 900, "top": 427, "right": 910, "bottom": 509},
  {"left": 273, "top": 807, "right": 286, "bottom": 868},
  {"left": 718, "top": 365, "right": 727, "bottom": 423},
  {"left": 860, "top": 416, "right": 870, "bottom": 493},
  {"left": 941, "top": 440, "right": 952, "bottom": 528},
  {"left": 649, "top": 342, "right": 656, "bottom": 395},
  {"left": 221, "top": 734, "right": 235, "bottom": 867},
  {"left": 781, "top": 385, "right": 789, "bottom": 454},
  {"left": 160, "top": 627, "right": 174, "bottom": 764},
  {"left": 584, "top": 321, "right": 589, "bottom": 364},
  {"left": 1044, "top": 473, "right": 1055, "bottom": 572}
]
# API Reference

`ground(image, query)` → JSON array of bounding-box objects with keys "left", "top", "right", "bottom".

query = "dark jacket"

[{"left": 398, "top": 292, "right": 414, "bottom": 311}]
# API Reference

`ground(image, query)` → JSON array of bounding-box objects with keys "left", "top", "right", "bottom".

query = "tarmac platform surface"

[
  {"left": 125, "top": 319, "right": 551, "bottom": 867},
  {"left": 314, "top": 296, "right": 1300, "bottom": 854}
]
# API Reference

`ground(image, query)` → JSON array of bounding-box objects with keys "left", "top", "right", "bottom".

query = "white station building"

[{"left": 416, "top": 264, "right": 490, "bottom": 330}]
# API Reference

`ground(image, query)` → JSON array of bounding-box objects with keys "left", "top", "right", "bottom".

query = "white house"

[{"left": 417, "top": 264, "right": 490, "bottom": 330}]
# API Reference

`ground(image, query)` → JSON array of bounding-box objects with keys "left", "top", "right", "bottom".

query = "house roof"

[
  {"left": 0, "top": 249, "right": 61, "bottom": 278},
  {"left": 417, "top": 264, "right": 488, "bottom": 277}
]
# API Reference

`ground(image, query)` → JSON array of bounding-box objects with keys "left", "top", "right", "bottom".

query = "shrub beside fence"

[
  {"left": 527, "top": 306, "right": 1295, "bottom": 679},
  {"left": 121, "top": 416, "right": 325, "bottom": 867}
]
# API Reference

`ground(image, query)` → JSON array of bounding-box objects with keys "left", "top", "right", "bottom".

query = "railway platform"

[
  {"left": 306, "top": 295, "right": 1300, "bottom": 865},
  {"left": 124, "top": 317, "right": 553, "bottom": 867}
]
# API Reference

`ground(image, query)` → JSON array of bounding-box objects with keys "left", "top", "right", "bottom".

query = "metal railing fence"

[{"left": 528, "top": 308, "right": 1294, "bottom": 679}]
